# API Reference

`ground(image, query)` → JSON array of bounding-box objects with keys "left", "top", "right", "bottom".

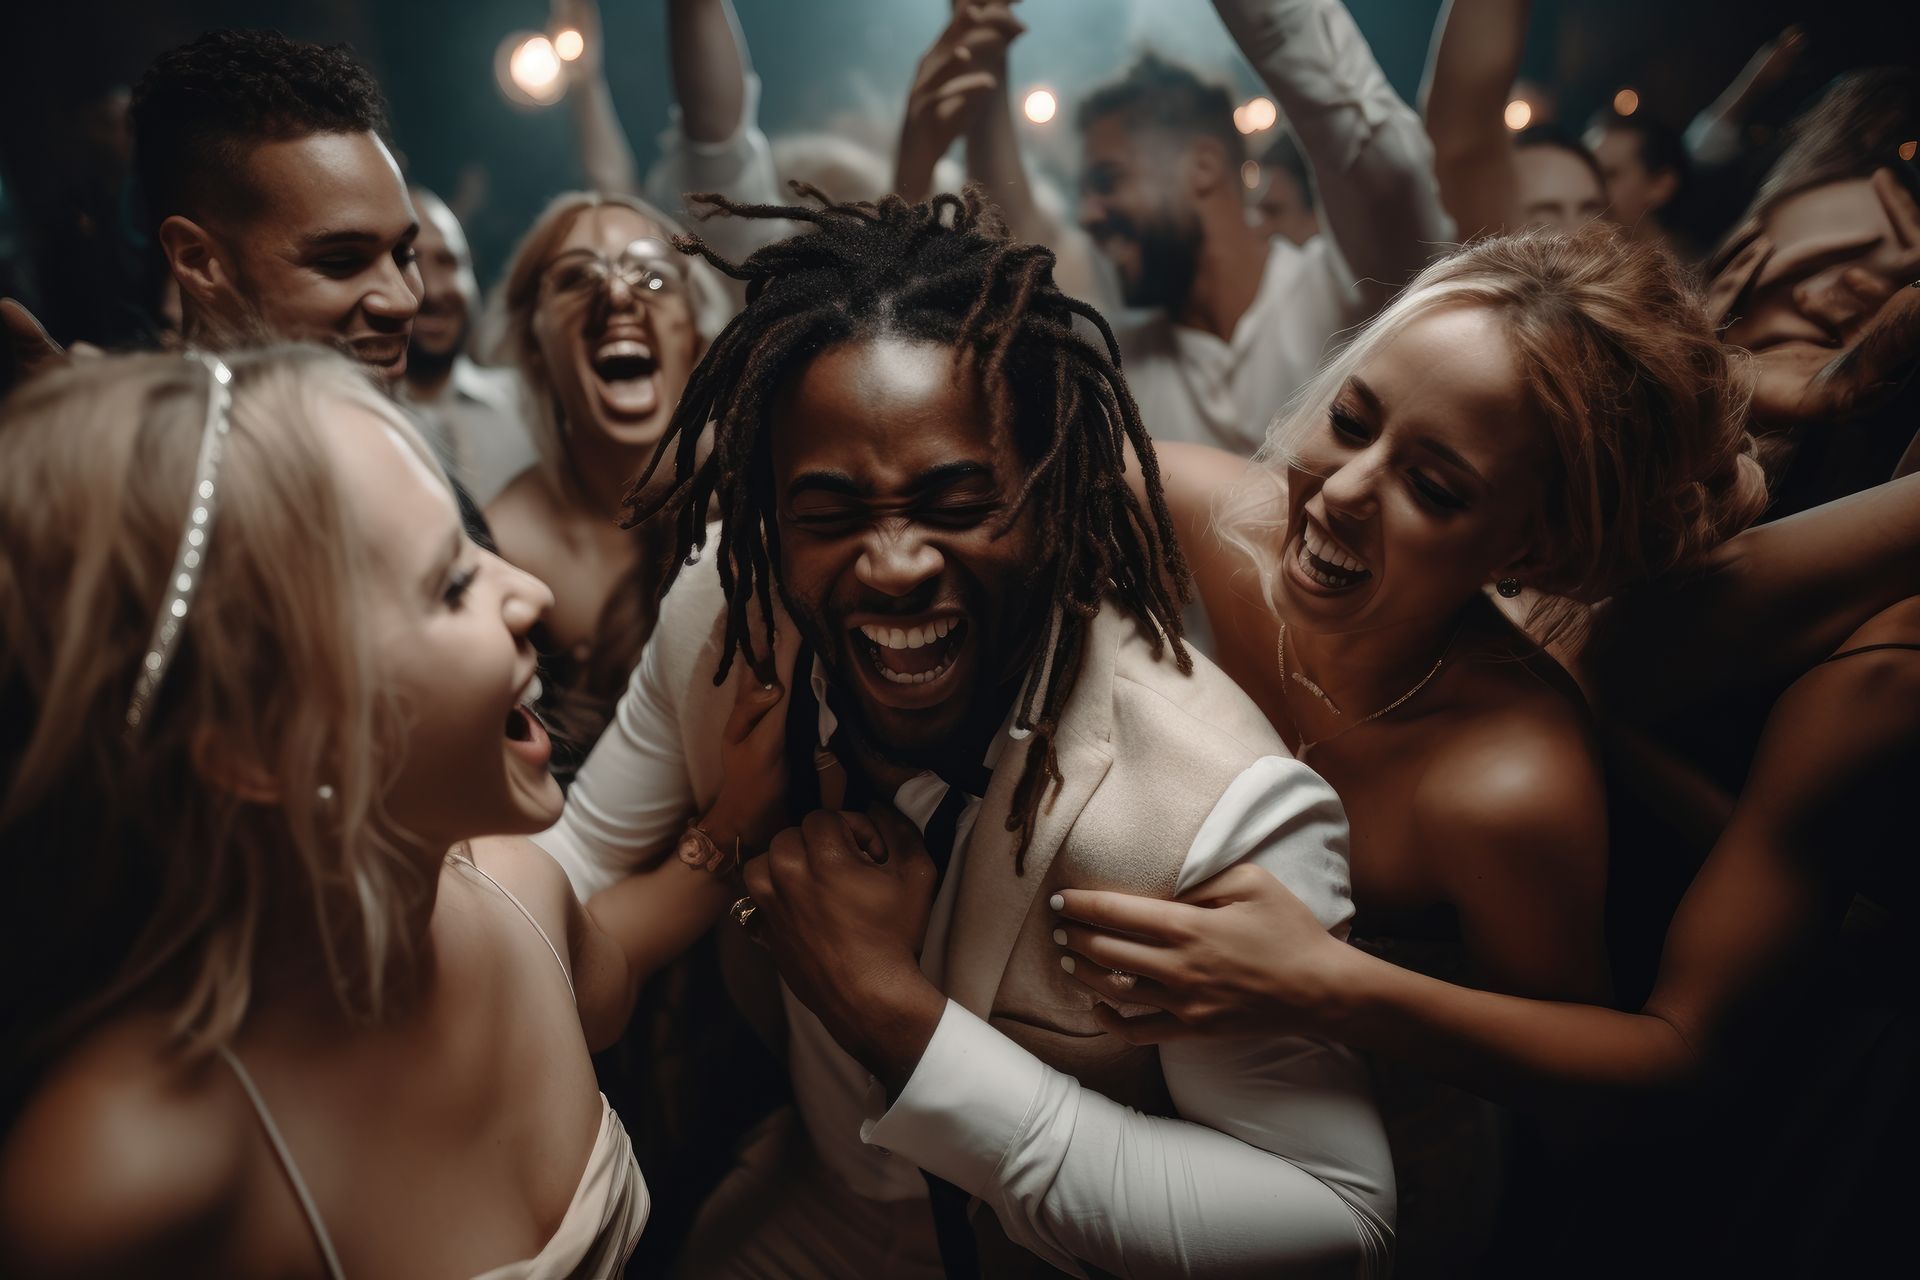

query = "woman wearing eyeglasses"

[{"left": 485, "top": 192, "right": 732, "bottom": 766}]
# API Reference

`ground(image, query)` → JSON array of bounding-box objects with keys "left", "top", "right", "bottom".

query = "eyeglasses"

[{"left": 539, "top": 237, "right": 689, "bottom": 308}]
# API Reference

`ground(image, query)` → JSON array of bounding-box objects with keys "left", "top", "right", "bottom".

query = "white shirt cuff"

[{"left": 860, "top": 1000, "right": 1045, "bottom": 1191}]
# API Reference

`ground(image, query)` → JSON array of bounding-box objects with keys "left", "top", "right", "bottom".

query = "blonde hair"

[
  {"left": 0, "top": 347, "right": 434, "bottom": 1067},
  {"left": 1221, "top": 226, "right": 1766, "bottom": 637},
  {"left": 491, "top": 190, "right": 730, "bottom": 502}
]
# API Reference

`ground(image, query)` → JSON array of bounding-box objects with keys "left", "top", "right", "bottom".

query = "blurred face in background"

[
  {"left": 407, "top": 189, "right": 479, "bottom": 372},
  {"left": 1079, "top": 113, "right": 1205, "bottom": 310},
  {"left": 1514, "top": 144, "right": 1607, "bottom": 233},
  {"left": 1250, "top": 166, "right": 1320, "bottom": 246},
  {"left": 1585, "top": 126, "right": 1677, "bottom": 230}
]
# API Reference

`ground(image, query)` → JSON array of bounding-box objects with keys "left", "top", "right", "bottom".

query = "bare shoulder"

[
  {"left": 463, "top": 836, "right": 577, "bottom": 953},
  {"left": 1, "top": 1019, "right": 249, "bottom": 1276},
  {"left": 1416, "top": 684, "right": 1607, "bottom": 875},
  {"left": 484, "top": 469, "right": 564, "bottom": 571}
]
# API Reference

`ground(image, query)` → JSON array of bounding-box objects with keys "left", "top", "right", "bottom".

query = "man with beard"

[
  {"left": 396, "top": 188, "right": 536, "bottom": 505},
  {"left": 127, "top": 29, "right": 421, "bottom": 382},
  {"left": 1073, "top": 0, "right": 1450, "bottom": 455},
  {"left": 530, "top": 188, "right": 1395, "bottom": 1277}
]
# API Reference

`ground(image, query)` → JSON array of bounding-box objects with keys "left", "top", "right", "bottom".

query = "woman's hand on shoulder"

[
  {"left": 1, "top": 1028, "right": 249, "bottom": 1277},
  {"left": 1050, "top": 864, "right": 1358, "bottom": 1044}
]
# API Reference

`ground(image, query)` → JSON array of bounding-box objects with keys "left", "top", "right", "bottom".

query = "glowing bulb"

[
  {"left": 554, "top": 28, "right": 585, "bottom": 62},
  {"left": 1023, "top": 89, "right": 1057, "bottom": 125},
  {"left": 1613, "top": 88, "right": 1640, "bottom": 116},
  {"left": 1504, "top": 99, "right": 1533, "bottom": 131},
  {"left": 1243, "top": 97, "right": 1277, "bottom": 133},
  {"left": 497, "top": 31, "right": 566, "bottom": 107},
  {"left": 1233, "top": 104, "right": 1250, "bottom": 134},
  {"left": 1241, "top": 161, "right": 1261, "bottom": 190},
  {"left": 1901, "top": 140, "right": 1918, "bottom": 162}
]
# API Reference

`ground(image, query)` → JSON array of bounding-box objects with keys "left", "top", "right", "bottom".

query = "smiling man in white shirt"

[{"left": 535, "top": 187, "right": 1394, "bottom": 1278}]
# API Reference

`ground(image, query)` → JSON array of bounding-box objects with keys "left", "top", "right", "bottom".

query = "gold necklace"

[{"left": 1276, "top": 621, "right": 1454, "bottom": 762}]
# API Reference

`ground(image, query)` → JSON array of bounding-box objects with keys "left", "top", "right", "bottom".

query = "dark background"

[{"left": 2, "top": 0, "right": 1913, "bottom": 327}]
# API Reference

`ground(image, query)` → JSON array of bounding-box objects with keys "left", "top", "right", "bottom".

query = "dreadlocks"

[{"left": 627, "top": 183, "right": 1191, "bottom": 870}]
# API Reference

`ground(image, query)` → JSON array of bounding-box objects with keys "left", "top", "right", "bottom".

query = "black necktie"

[{"left": 782, "top": 645, "right": 985, "bottom": 1278}]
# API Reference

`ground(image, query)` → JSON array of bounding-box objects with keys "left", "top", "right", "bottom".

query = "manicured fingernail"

[
  {"left": 1052, "top": 928, "right": 1067, "bottom": 945},
  {"left": 1060, "top": 956, "right": 1075, "bottom": 974},
  {"left": 1048, "top": 893, "right": 1064, "bottom": 911}
]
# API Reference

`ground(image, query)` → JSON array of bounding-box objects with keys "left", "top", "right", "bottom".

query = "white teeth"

[
  {"left": 594, "top": 338, "right": 653, "bottom": 363},
  {"left": 858, "top": 618, "right": 963, "bottom": 650},
  {"left": 1302, "top": 522, "right": 1367, "bottom": 575},
  {"left": 520, "top": 675, "right": 544, "bottom": 706}
]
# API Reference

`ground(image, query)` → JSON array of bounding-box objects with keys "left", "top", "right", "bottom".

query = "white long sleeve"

[
  {"left": 1214, "top": 0, "right": 1455, "bottom": 299},
  {"left": 862, "top": 758, "right": 1396, "bottom": 1278},
  {"left": 644, "top": 71, "right": 798, "bottom": 269},
  {"left": 529, "top": 624, "right": 694, "bottom": 900}
]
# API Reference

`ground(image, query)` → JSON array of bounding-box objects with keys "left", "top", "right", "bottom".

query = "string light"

[
  {"left": 1504, "top": 99, "right": 1533, "bottom": 131},
  {"left": 1023, "top": 88, "right": 1057, "bottom": 125},
  {"left": 1241, "top": 160, "right": 1261, "bottom": 190},
  {"left": 553, "top": 28, "right": 585, "bottom": 62},
  {"left": 1613, "top": 88, "right": 1640, "bottom": 116},
  {"left": 1235, "top": 97, "right": 1277, "bottom": 135},
  {"left": 1901, "top": 140, "right": 1918, "bottom": 162}
]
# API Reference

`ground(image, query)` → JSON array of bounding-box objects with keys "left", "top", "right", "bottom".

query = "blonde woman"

[
  {"left": 1083, "top": 226, "right": 1765, "bottom": 1273},
  {"left": 485, "top": 192, "right": 731, "bottom": 761},
  {"left": 0, "top": 348, "right": 727, "bottom": 1276}
]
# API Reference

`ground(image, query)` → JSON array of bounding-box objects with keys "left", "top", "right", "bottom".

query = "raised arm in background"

[
  {"left": 556, "top": 0, "right": 641, "bottom": 196},
  {"left": 1685, "top": 25, "right": 1806, "bottom": 166},
  {"left": 1418, "top": 0, "right": 1528, "bottom": 241}
]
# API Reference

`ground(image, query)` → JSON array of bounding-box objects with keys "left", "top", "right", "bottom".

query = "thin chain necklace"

[{"left": 1276, "top": 621, "right": 1454, "bottom": 762}]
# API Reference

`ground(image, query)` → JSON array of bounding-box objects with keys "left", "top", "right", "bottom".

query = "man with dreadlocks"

[{"left": 531, "top": 186, "right": 1394, "bottom": 1278}]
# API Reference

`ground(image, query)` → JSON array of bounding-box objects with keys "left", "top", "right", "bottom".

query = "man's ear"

[
  {"left": 192, "top": 724, "right": 281, "bottom": 805},
  {"left": 156, "top": 215, "right": 235, "bottom": 310},
  {"left": 1186, "top": 135, "right": 1234, "bottom": 200}
]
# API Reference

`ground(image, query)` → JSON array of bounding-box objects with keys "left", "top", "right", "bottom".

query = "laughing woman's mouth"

[
  {"left": 590, "top": 338, "right": 660, "bottom": 417},
  {"left": 1299, "top": 521, "right": 1372, "bottom": 590},
  {"left": 856, "top": 616, "right": 967, "bottom": 685}
]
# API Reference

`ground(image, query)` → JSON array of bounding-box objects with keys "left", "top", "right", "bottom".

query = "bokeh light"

[
  {"left": 1504, "top": 99, "right": 1533, "bottom": 131},
  {"left": 1023, "top": 88, "right": 1057, "bottom": 125},
  {"left": 554, "top": 28, "right": 585, "bottom": 62},
  {"left": 1613, "top": 88, "right": 1640, "bottom": 116},
  {"left": 1235, "top": 96, "right": 1277, "bottom": 135},
  {"left": 1902, "top": 140, "right": 1918, "bottom": 162},
  {"left": 1241, "top": 160, "right": 1261, "bottom": 190},
  {"left": 497, "top": 32, "right": 565, "bottom": 107}
]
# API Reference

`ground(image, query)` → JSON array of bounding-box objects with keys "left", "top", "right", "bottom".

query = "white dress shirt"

[
  {"left": 645, "top": 71, "right": 799, "bottom": 280},
  {"left": 396, "top": 357, "right": 537, "bottom": 506},
  {"left": 1107, "top": 0, "right": 1454, "bottom": 455},
  {"left": 538, "top": 642, "right": 1396, "bottom": 1278}
]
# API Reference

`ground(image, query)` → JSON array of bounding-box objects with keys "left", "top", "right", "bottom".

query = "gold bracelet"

[{"left": 675, "top": 821, "right": 741, "bottom": 876}]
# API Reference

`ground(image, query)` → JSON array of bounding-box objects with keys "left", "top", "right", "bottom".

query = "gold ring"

[
  {"left": 729, "top": 895, "right": 759, "bottom": 929},
  {"left": 1108, "top": 970, "right": 1138, "bottom": 991}
]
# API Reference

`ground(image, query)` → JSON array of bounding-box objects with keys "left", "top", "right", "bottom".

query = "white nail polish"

[
  {"left": 1052, "top": 928, "right": 1067, "bottom": 946},
  {"left": 1048, "top": 893, "right": 1064, "bottom": 911},
  {"left": 1060, "top": 956, "right": 1075, "bottom": 974}
]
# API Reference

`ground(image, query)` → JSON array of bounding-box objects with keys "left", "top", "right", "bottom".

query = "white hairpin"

[{"left": 124, "top": 353, "right": 234, "bottom": 734}]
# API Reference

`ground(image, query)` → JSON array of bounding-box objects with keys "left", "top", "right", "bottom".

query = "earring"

[{"left": 1496, "top": 577, "right": 1522, "bottom": 598}]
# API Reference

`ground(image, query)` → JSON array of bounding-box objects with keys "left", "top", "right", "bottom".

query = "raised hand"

[
  {"left": 1051, "top": 863, "right": 1350, "bottom": 1045},
  {"left": 896, "top": 3, "right": 1026, "bottom": 203}
]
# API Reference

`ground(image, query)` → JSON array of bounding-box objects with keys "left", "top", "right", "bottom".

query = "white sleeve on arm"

[
  {"left": 529, "top": 632, "right": 695, "bottom": 901},
  {"left": 861, "top": 756, "right": 1395, "bottom": 1279},
  {"left": 1216, "top": 0, "right": 1453, "bottom": 311},
  {"left": 644, "top": 71, "right": 797, "bottom": 265}
]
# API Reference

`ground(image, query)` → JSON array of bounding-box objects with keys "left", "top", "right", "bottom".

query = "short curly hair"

[{"left": 130, "top": 28, "right": 391, "bottom": 225}]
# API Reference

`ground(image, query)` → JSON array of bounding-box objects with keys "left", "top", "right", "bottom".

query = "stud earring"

[{"left": 1496, "top": 577, "right": 1522, "bottom": 598}]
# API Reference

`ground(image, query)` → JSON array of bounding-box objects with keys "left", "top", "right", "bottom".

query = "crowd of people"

[{"left": 1, "top": 1, "right": 1916, "bottom": 1276}]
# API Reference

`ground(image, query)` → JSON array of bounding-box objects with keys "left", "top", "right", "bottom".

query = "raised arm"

[
  {"left": 1418, "top": 0, "right": 1527, "bottom": 241},
  {"left": 667, "top": 0, "right": 748, "bottom": 145},
  {"left": 1685, "top": 26, "right": 1805, "bottom": 166},
  {"left": 556, "top": 0, "right": 640, "bottom": 197},
  {"left": 1216, "top": 0, "right": 1453, "bottom": 309}
]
